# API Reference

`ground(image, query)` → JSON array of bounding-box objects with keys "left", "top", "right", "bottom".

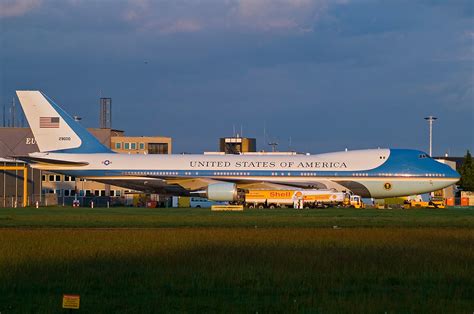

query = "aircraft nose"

[{"left": 443, "top": 163, "right": 460, "bottom": 180}]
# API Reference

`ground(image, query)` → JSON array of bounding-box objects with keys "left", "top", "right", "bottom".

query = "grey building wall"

[
  {"left": 0, "top": 128, "right": 38, "bottom": 157},
  {"left": 0, "top": 127, "right": 122, "bottom": 207},
  {"left": 0, "top": 127, "right": 122, "bottom": 157}
]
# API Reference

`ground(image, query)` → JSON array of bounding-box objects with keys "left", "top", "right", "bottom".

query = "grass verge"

[
  {"left": 0, "top": 206, "right": 473, "bottom": 228},
  {"left": 0, "top": 207, "right": 473, "bottom": 313}
]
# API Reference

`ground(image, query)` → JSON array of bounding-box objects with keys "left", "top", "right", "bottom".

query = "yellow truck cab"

[{"left": 350, "top": 195, "right": 364, "bottom": 208}]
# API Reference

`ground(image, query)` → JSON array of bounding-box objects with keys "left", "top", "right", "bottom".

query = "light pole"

[{"left": 424, "top": 116, "right": 437, "bottom": 156}]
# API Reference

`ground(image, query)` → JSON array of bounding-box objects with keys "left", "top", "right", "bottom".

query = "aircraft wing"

[
  {"left": 122, "top": 173, "right": 342, "bottom": 193},
  {"left": 165, "top": 178, "right": 302, "bottom": 191},
  {"left": 161, "top": 175, "right": 339, "bottom": 193},
  {"left": 165, "top": 178, "right": 222, "bottom": 190}
]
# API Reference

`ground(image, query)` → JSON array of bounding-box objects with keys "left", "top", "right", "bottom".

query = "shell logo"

[
  {"left": 384, "top": 182, "right": 392, "bottom": 190},
  {"left": 331, "top": 195, "right": 337, "bottom": 199},
  {"left": 295, "top": 191, "right": 303, "bottom": 197}
]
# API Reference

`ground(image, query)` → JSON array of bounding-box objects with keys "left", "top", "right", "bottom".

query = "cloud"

[
  {"left": 1, "top": 0, "right": 349, "bottom": 33},
  {"left": 0, "top": 0, "right": 42, "bottom": 18},
  {"left": 235, "top": 0, "right": 341, "bottom": 30},
  {"left": 121, "top": 0, "right": 349, "bottom": 34},
  {"left": 160, "top": 19, "right": 202, "bottom": 34}
]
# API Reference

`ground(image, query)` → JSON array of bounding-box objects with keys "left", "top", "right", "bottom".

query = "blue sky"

[{"left": 1, "top": 0, "right": 473, "bottom": 155}]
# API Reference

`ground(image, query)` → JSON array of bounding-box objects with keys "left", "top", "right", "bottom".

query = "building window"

[
  {"left": 148, "top": 143, "right": 168, "bottom": 154},
  {"left": 131, "top": 143, "right": 136, "bottom": 150},
  {"left": 64, "top": 176, "right": 75, "bottom": 182},
  {"left": 48, "top": 174, "right": 61, "bottom": 182},
  {"left": 110, "top": 190, "right": 122, "bottom": 197},
  {"left": 139, "top": 143, "right": 145, "bottom": 150},
  {"left": 115, "top": 142, "right": 122, "bottom": 149},
  {"left": 124, "top": 143, "right": 130, "bottom": 150},
  {"left": 64, "top": 190, "right": 70, "bottom": 197},
  {"left": 85, "top": 190, "right": 92, "bottom": 197},
  {"left": 42, "top": 175, "right": 46, "bottom": 182}
]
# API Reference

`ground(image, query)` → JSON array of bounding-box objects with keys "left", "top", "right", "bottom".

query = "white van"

[{"left": 190, "top": 197, "right": 228, "bottom": 208}]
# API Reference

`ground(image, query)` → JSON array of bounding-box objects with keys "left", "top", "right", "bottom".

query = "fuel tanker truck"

[{"left": 244, "top": 189, "right": 364, "bottom": 209}]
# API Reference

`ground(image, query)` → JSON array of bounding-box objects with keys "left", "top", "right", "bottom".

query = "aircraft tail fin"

[{"left": 16, "top": 90, "right": 112, "bottom": 154}]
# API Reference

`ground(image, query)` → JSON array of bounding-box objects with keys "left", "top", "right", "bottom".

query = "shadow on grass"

[{"left": 1, "top": 228, "right": 473, "bottom": 313}]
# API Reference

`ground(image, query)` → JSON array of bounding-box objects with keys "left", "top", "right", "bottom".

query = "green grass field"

[
  {"left": 1, "top": 206, "right": 473, "bottom": 228},
  {"left": 1, "top": 207, "right": 473, "bottom": 313}
]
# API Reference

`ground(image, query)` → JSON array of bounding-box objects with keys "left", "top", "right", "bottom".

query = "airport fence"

[{"left": 0, "top": 195, "right": 128, "bottom": 208}]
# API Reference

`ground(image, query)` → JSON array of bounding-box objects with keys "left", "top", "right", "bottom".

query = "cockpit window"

[{"left": 418, "top": 154, "right": 429, "bottom": 159}]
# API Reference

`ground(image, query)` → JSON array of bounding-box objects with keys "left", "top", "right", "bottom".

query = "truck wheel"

[
  {"left": 248, "top": 204, "right": 254, "bottom": 209},
  {"left": 258, "top": 204, "right": 265, "bottom": 209},
  {"left": 269, "top": 204, "right": 276, "bottom": 209}
]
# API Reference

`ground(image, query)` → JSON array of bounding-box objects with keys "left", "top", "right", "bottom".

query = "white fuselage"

[{"left": 29, "top": 148, "right": 460, "bottom": 198}]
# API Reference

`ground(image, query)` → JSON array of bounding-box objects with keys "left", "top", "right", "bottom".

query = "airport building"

[
  {"left": 111, "top": 136, "right": 171, "bottom": 155},
  {"left": 432, "top": 158, "right": 458, "bottom": 201},
  {"left": 219, "top": 136, "right": 256, "bottom": 154},
  {"left": 0, "top": 127, "right": 172, "bottom": 207}
]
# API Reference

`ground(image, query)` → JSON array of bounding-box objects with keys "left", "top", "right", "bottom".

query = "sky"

[{"left": 0, "top": 0, "right": 473, "bottom": 156}]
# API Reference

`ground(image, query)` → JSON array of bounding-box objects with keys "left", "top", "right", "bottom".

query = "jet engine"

[{"left": 206, "top": 182, "right": 239, "bottom": 201}]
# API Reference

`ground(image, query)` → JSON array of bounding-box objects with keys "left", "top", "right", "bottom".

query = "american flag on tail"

[{"left": 40, "top": 117, "right": 60, "bottom": 128}]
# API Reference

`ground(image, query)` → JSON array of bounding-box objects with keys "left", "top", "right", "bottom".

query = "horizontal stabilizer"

[{"left": 12, "top": 156, "right": 89, "bottom": 167}]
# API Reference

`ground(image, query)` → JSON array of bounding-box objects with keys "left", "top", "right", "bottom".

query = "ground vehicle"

[
  {"left": 403, "top": 197, "right": 446, "bottom": 209},
  {"left": 349, "top": 195, "right": 365, "bottom": 209},
  {"left": 190, "top": 197, "right": 228, "bottom": 208},
  {"left": 244, "top": 189, "right": 363, "bottom": 209}
]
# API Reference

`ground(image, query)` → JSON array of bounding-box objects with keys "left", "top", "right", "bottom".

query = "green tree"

[{"left": 459, "top": 150, "right": 474, "bottom": 191}]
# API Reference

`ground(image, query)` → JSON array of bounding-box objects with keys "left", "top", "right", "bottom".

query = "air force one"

[{"left": 15, "top": 90, "right": 460, "bottom": 201}]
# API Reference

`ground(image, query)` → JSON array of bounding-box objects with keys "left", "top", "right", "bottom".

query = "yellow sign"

[
  {"left": 211, "top": 205, "right": 244, "bottom": 211},
  {"left": 62, "top": 294, "right": 80, "bottom": 309}
]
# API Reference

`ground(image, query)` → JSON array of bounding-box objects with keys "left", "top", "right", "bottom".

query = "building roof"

[{"left": 0, "top": 157, "right": 25, "bottom": 163}]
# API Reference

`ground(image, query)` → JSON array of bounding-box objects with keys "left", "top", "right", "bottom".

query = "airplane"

[{"left": 15, "top": 90, "right": 460, "bottom": 200}]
